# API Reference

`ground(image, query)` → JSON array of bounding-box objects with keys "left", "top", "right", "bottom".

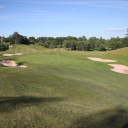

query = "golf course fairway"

[{"left": 0, "top": 45, "right": 128, "bottom": 128}]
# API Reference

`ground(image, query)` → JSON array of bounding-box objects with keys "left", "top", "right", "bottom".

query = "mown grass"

[{"left": 0, "top": 45, "right": 128, "bottom": 128}]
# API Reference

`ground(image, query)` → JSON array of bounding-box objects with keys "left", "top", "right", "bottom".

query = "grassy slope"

[{"left": 0, "top": 45, "right": 128, "bottom": 128}]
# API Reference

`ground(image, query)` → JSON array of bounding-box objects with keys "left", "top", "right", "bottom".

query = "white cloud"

[
  {"left": 0, "top": 5, "right": 4, "bottom": 8},
  {"left": 73, "top": 8, "right": 76, "bottom": 10},
  {"left": 105, "top": 27, "right": 127, "bottom": 31}
]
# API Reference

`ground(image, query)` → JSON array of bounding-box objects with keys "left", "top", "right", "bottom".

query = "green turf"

[{"left": 0, "top": 45, "right": 128, "bottom": 128}]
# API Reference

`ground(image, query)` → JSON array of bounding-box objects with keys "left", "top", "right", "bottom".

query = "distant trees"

[
  {"left": 84, "top": 41, "right": 91, "bottom": 51},
  {"left": 88, "top": 37, "right": 97, "bottom": 50},
  {"left": 4, "top": 32, "right": 30, "bottom": 45},
  {"left": 55, "top": 37, "right": 66, "bottom": 46},
  {"left": 77, "top": 41, "right": 85, "bottom": 51},
  {"left": 3, "top": 31, "right": 128, "bottom": 52},
  {"left": 98, "top": 44, "right": 106, "bottom": 51},
  {"left": 49, "top": 40, "right": 57, "bottom": 49},
  {"left": 28, "top": 37, "right": 36, "bottom": 44},
  {"left": 121, "top": 38, "right": 128, "bottom": 48},
  {"left": 63, "top": 40, "right": 71, "bottom": 50},
  {"left": 78, "top": 36, "right": 87, "bottom": 41}
]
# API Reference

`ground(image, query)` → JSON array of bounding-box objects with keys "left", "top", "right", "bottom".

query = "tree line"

[{"left": 3, "top": 31, "right": 128, "bottom": 51}]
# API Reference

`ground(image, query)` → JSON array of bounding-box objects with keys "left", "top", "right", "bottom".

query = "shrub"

[
  {"left": 0, "top": 43, "right": 9, "bottom": 51},
  {"left": 16, "top": 61, "right": 24, "bottom": 66}
]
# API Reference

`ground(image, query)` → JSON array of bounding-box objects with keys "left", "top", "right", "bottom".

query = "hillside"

[{"left": 108, "top": 47, "right": 128, "bottom": 56}]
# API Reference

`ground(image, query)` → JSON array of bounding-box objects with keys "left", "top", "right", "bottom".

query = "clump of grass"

[{"left": 16, "top": 61, "right": 24, "bottom": 66}]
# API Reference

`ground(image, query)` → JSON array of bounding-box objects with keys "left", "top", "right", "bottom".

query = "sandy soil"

[
  {"left": 0, "top": 60, "right": 26, "bottom": 68},
  {"left": 108, "top": 64, "right": 128, "bottom": 74},
  {"left": 87, "top": 57, "right": 117, "bottom": 62},
  {"left": 3, "top": 53, "right": 22, "bottom": 56}
]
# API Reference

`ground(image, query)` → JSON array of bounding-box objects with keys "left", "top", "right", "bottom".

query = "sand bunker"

[
  {"left": 0, "top": 60, "right": 26, "bottom": 68},
  {"left": 87, "top": 57, "right": 117, "bottom": 62},
  {"left": 87, "top": 57, "right": 128, "bottom": 74},
  {"left": 108, "top": 64, "right": 128, "bottom": 74},
  {"left": 3, "top": 53, "right": 22, "bottom": 56}
]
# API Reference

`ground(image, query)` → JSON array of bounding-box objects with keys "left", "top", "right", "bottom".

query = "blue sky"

[{"left": 0, "top": 0, "right": 128, "bottom": 39}]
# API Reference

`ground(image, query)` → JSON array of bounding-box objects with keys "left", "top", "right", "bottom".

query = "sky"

[{"left": 0, "top": 0, "right": 128, "bottom": 39}]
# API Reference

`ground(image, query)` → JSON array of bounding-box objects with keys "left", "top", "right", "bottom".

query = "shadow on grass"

[
  {"left": 0, "top": 96, "right": 65, "bottom": 113},
  {"left": 70, "top": 107, "right": 128, "bottom": 128}
]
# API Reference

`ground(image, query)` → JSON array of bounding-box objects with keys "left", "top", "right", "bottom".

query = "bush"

[
  {"left": 0, "top": 43, "right": 9, "bottom": 51},
  {"left": 57, "top": 44, "right": 62, "bottom": 48},
  {"left": 16, "top": 61, "right": 24, "bottom": 66}
]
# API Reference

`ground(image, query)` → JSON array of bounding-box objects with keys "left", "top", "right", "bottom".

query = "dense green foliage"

[
  {"left": 4, "top": 32, "right": 128, "bottom": 51},
  {"left": 0, "top": 45, "right": 128, "bottom": 127},
  {"left": 4, "top": 32, "right": 30, "bottom": 45},
  {"left": 0, "top": 43, "right": 9, "bottom": 51}
]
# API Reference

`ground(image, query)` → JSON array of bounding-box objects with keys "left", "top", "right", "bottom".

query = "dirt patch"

[
  {"left": 3, "top": 53, "right": 22, "bottom": 56},
  {"left": 87, "top": 57, "right": 117, "bottom": 62},
  {"left": 108, "top": 64, "right": 128, "bottom": 74},
  {"left": 0, "top": 60, "right": 26, "bottom": 68}
]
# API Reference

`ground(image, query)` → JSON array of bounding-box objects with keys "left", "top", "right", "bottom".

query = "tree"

[
  {"left": 95, "top": 40, "right": 101, "bottom": 50},
  {"left": 89, "top": 37, "right": 97, "bottom": 50},
  {"left": 105, "top": 40, "right": 111, "bottom": 50},
  {"left": 121, "top": 38, "right": 128, "bottom": 48},
  {"left": 8, "top": 32, "right": 30, "bottom": 45},
  {"left": 47, "top": 37, "right": 54, "bottom": 41},
  {"left": 84, "top": 41, "right": 91, "bottom": 51},
  {"left": 77, "top": 41, "right": 84, "bottom": 51},
  {"left": 12, "top": 32, "right": 22, "bottom": 44},
  {"left": 98, "top": 44, "right": 106, "bottom": 51},
  {"left": 29, "top": 37, "right": 36, "bottom": 44},
  {"left": 36, "top": 37, "right": 47, "bottom": 44},
  {"left": 78, "top": 36, "right": 87, "bottom": 41},
  {"left": 66, "top": 36, "right": 77, "bottom": 41},
  {"left": 70, "top": 40, "right": 77, "bottom": 50},
  {"left": 38, "top": 40, "right": 44, "bottom": 46},
  {"left": 44, "top": 40, "right": 51, "bottom": 48},
  {"left": 62, "top": 40, "right": 71, "bottom": 50},
  {"left": 55, "top": 37, "right": 66, "bottom": 46},
  {"left": 49, "top": 40, "right": 57, "bottom": 49}
]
